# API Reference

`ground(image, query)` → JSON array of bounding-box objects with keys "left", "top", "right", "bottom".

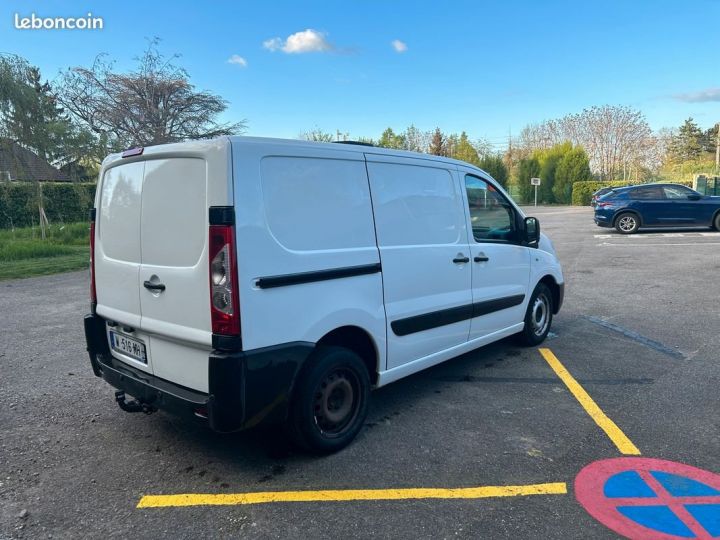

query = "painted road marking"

[
  {"left": 136, "top": 482, "right": 568, "bottom": 508},
  {"left": 576, "top": 457, "right": 720, "bottom": 539},
  {"left": 538, "top": 348, "right": 641, "bottom": 455},
  {"left": 593, "top": 233, "right": 719, "bottom": 239},
  {"left": 597, "top": 242, "right": 720, "bottom": 247}
]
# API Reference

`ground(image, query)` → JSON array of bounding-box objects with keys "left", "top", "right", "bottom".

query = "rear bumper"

[
  {"left": 84, "top": 314, "right": 314, "bottom": 432},
  {"left": 593, "top": 211, "right": 613, "bottom": 227}
]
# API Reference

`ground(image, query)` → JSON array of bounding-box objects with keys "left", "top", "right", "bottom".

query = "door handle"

[
  {"left": 143, "top": 281, "right": 166, "bottom": 292},
  {"left": 474, "top": 255, "right": 490, "bottom": 262},
  {"left": 452, "top": 255, "right": 470, "bottom": 264}
]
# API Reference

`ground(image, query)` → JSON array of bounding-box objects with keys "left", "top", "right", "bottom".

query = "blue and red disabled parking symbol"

[{"left": 576, "top": 458, "right": 720, "bottom": 539}]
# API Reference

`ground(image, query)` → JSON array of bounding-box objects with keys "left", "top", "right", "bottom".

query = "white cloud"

[
  {"left": 227, "top": 54, "right": 248, "bottom": 67},
  {"left": 263, "top": 29, "right": 333, "bottom": 54},
  {"left": 391, "top": 39, "right": 408, "bottom": 53},
  {"left": 262, "top": 38, "right": 284, "bottom": 52},
  {"left": 673, "top": 87, "right": 720, "bottom": 103}
]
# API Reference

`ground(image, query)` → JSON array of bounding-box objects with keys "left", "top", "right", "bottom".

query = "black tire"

[
  {"left": 517, "top": 282, "right": 553, "bottom": 346},
  {"left": 287, "top": 346, "right": 370, "bottom": 454},
  {"left": 614, "top": 212, "right": 640, "bottom": 234},
  {"left": 713, "top": 212, "right": 720, "bottom": 232}
]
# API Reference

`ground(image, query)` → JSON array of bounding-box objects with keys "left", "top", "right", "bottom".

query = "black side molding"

[
  {"left": 209, "top": 206, "right": 235, "bottom": 226},
  {"left": 392, "top": 305, "right": 474, "bottom": 337},
  {"left": 472, "top": 294, "right": 525, "bottom": 318},
  {"left": 391, "top": 294, "right": 526, "bottom": 337},
  {"left": 256, "top": 263, "right": 382, "bottom": 290}
]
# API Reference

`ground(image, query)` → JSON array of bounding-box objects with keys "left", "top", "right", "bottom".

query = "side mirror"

[
  {"left": 688, "top": 194, "right": 702, "bottom": 201},
  {"left": 524, "top": 216, "right": 540, "bottom": 246}
]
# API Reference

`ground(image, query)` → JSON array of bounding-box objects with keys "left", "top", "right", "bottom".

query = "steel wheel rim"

[
  {"left": 618, "top": 216, "right": 636, "bottom": 232},
  {"left": 531, "top": 294, "right": 550, "bottom": 337},
  {"left": 313, "top": 368, "right": 361, "bottom": 437}
]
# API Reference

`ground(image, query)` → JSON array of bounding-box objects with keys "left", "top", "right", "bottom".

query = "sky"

[{"left": 3, "top": 0, "right": 720, "bottom": 151}]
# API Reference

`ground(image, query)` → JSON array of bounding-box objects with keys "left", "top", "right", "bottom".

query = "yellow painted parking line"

[
  {"left": 539, "top": 348, "right": 641, "bottom": 456},
  {"left": 137, "top": 482, "right": 567, "bottom": 508}
]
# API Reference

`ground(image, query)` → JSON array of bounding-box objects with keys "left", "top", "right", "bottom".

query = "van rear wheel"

[{"left": 287, "top": 346, "right": 370, "bottom": 454}]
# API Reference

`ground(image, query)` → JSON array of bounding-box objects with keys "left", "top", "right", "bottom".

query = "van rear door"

[
  {"left": 138, "top": 157, "right": 211, "bottom": 390},
  {"left": 95, "top": 161, "right": 150, "bottom": 373}
]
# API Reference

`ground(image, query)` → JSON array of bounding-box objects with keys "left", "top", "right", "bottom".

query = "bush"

[
  {"left": 0, "top": 182, "right": 96, "bottom": 228},
  {"left": 571, "top": 181, "right": 628, "bottom": 206}
]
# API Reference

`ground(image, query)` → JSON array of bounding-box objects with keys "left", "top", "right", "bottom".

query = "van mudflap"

[{"left": 208, "top": 342, "right": 315, "bottom": 432}]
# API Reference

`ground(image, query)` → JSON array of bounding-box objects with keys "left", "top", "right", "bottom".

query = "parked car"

[
  {"left": 594, "top": 183, "right": 720, "bottom": 234},
  {"left": 590, "top": 186, "right": 616, "bottom": 207},
  {"left": 84, "top": 137, "right": 564, "bottom": 453}
]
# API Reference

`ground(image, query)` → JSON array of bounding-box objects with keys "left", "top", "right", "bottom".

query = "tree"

[
  {"left": 516, "top": 156, "right": 541, "bottom": 204},
  {"left": 553, "top": 146, "right": 591, "bottom": 203},
  {"left": 452, "top": 132, "right": 480, "bottom": 165},
  {"left": 377, "top": 127, "right": 405, "bottom": 149},
  {"left": 57, "top": 39, "right": 245, "bottom": 150},
  {"left": 703, "top": 124, "right": 719, "bottom": 155},
  {"left": 0, "top": 54, "right": 95, "bottom": 176},
  {"left": 399, "top": 125, "right": 424, "bottom": 152},
  {"left": 428, "top": 127, "right": 446, "bottom": 156},
  {"left": 300, "top": 128, "right": 334, "bottom": 142},
  {"left": 478, "top": 154, "right": 508, "bottom": 188},
  {"left": 668, "top": 118, "right": 704, "bottom": 162},
  {"left": 535, "top": 143, "right": 569, "bottom": 204}
]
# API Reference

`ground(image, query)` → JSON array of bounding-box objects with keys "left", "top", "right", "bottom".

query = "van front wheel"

[
  {"left": 517, "top": 282, "right": 553, "bottom": 346},
  {"left": 287, "top": 346, "right": 370, "bottom": 454}
]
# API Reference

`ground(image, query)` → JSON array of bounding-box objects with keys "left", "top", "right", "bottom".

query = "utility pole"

[{"left": 715, "top": 122, "right": 719, "bottom": 172}]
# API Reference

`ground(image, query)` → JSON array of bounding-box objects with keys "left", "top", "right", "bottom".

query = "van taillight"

[
  {"left": 208, "top": 225, "right": 240, "bottom": 336},
  {"left": 90, "top": 210, "right": 97, "bottom": 309}
]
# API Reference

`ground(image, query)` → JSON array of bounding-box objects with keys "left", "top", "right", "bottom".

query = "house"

[{"left": 0, "top": 139, "right": 68, "bottom": 182}]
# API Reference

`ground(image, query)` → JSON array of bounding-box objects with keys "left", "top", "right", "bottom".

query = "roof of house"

[{"left": 0, "top": 139, "right": 68, "bottom": 182}]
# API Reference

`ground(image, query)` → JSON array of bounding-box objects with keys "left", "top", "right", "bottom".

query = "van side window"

[
  {"left": 464, "top": 175, "right": 515, "bottom": 243},
  {"left": 260, "top": 157, "right": 376, "bottom": 251},
  {"left": 366, "top": 162, "right": 463, "bottom": 247}
]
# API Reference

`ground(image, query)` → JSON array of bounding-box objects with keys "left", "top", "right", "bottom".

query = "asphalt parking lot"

[{"left": 1, "top": 206, "right": 719, "bottom": 539}]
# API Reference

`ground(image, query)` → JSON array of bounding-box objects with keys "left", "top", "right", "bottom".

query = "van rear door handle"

[
  {"left": 452, "top": 255, "right": 470, "bottom": 264},
  {"left": 143, "top": 281, "right": 166, "bottom": 292},
  {"left": 474, "top": 255, "right": 490, "bottom": 262}
]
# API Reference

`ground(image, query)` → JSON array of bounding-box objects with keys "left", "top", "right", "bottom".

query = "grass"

[{"left": 0, "top": 222, "right": 90, "bottom": 280}]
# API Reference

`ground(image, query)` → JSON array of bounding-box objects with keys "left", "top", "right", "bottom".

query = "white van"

[{"left": 84, "top": 137, "right": 564, "bottom": 453}]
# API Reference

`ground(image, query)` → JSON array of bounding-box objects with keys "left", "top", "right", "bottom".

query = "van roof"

[
  {"left": 103, "top": 135, "right": 492, "bottom": 177},
  {"left": 228, "top": 136, "right": 487, "bottom": 171}
]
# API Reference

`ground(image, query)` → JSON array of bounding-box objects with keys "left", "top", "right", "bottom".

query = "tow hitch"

[{"left": 115, "top": 391, "right": 157, "bottom": 414}]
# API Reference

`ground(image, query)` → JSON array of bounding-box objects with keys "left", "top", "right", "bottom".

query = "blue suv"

[{"left": 594, "top": 183, "right": 720, "bottom": 234}]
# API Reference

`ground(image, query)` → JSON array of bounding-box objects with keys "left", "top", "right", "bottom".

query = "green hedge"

[
  {"left": 571, "top": 181, "right": 629, "bottom": 206},
  {"left": 571, "top": 179, "right": 694, "bottom": 206},
  {"left": 0, "top": 182, "right": 96, "bottom": 228}
]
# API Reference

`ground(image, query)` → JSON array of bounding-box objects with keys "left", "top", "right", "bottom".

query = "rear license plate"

[{"left": 109, "top": 331, "right": 147, "bottom": 363}]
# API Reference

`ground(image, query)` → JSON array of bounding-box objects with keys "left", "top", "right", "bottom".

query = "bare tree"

[
  {"left": 57, "top": 39, "right": 245, "bottom": 150},
  {"left": 401, "top": 125, "right": 431, "bottom": 153},
  {"left": 517, "top": 105, "right": 653, "bottom": 180},
  {"left": 299, "top": 128, "right": 335, "bottom": 142}
]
